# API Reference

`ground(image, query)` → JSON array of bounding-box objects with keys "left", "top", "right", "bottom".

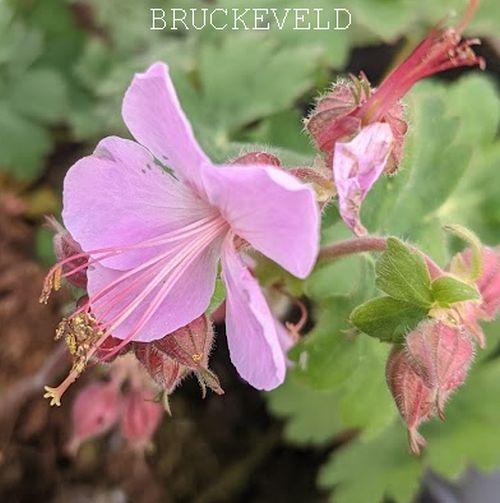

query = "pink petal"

[
  {"left": 62, "top": 136, "right": 214, "bottom": 271},
  {"left": 122, "top": 62, "right": 209, "bottom": 193},
  {"left": 221, "top": 237, "right": 286, "bottom": 390},
  {"left": 87, "top": 237, "right": 221, "bottom": 342},
  {"left": 67, "top": 381, "right": 122, "bottom": 454},
  {"left": 202, "top": 164, "right": 319, "bottom": 279},
  {"left": 333, "top": 122, "right": 394, "bottom": 235},
  {"left": 120, "top": 387, "right": 163, "bottom": 449}
]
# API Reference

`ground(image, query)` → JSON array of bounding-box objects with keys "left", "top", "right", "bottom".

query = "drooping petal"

[
  {"left": 63, "top": 136, "right": 215, "bottom": 271},
  {"left": 221, "top": 237, "right": 286, "bottom": 390},
  {"left": 122, "top": 62, "right": 209, "bottom": 192},
  {"left": 333, "top": 122, "right": 394, "bottom": 236},
  {"left": 86, "top": 235, "right": 222, "bottom": 342},
  {"left": 203, "top": 164, "right": 319, "bottom": 279}
]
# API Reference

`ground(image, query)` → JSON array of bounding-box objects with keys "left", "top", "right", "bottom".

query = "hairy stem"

[{"left": 317, "top": 236, "right": 444, "bottom": 277}]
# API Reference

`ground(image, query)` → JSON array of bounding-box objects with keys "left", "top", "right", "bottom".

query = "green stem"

[{"left": 317, "top": 236, "right": 444, "bottom": 277}]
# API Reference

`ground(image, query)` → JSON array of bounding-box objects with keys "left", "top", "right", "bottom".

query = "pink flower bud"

[
  {"left": 46, "top": 216, "right": 88, "bottom": 289},
  {"left": 231, "top": 151, "right": 281, "bottom": 167},
  {"left": 404, "top": 320, "right": 474, "bottom": 419},
  {"left": 120, "top": 388, "right": 163, "bottom": 450},
  {"left": 67, "top": 381, "right": 122, "bottom": 454},
  {"left": 449, "top": 246, "right": 500, "bottom": 347},
  {"left": 305, "top": 74, "right": 406, "bottom": 174},
  {"left": 386, "top": 347, "right": 434, "bottom": 455},
  {"left": 460, "top": 247, "right": 500, "bottom": 319}
]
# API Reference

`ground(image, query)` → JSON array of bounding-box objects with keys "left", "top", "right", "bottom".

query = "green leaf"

[
  {"left": 305, "top": 255, "right": 364, "bottom": 300},
  {"left": 243, "top": 109, "right": 313, "bottom": 155},
  {"left": 375, "top": 238, "right": 433, "bottom": 307},
  {"left": 287, "top": 300, "right": 396, "bottom": 437},
  {"left": 198, "top": 33, "right": 319, "bottom": 133},
  {"left": 319, "top": 422, "right": 422, "bottom": 503},
  {"left": 351, "top": 297, "right": 428, "bottom": 343},
  {"left": 267, "top": 377, "right": 344, "bottom": 445},
  {"left": 0, "top": 102, "right": 51, "bottom": 179},
  {"left": 431, "top": 276, "right": 480, "bottom": 307},
  {"left": 9, "top": 68, "right": 67, "bottom": 124}
]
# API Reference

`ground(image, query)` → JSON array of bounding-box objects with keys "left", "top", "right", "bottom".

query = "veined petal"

[
  {"left": 62, "top": 136, "right": 214, "bottom": 271},
  {"left": 333, "top": 122, "right": 394, "bottom": 236},
  {"left": 221, "top": 237, "right": 286, "bottom": 390},
  {"left": 86, "top": 234, "right": 222, "bottom": 342},
  {"left": 122, "top": 62, "right": 208, "bottom": 193},
  {"left": 203, "top": 164, "right": 319, "bottom": 279}
]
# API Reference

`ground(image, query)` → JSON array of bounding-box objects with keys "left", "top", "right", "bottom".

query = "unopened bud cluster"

[{"left": 387, "top": 246, "right": 500, "bottom": 454}]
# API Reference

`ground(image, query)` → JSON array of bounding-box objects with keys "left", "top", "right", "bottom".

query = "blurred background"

[{"left": 1, "top": 1, "right": 500, "bottom": 502}]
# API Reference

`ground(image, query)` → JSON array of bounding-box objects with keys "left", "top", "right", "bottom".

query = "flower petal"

[
  {"left": 333, "top": 122, "right": 394, "bottom": 235},
  {"left": 221, "top": 237, "right": 286, "bottom": 390},
  {"left": 87, "top": 237, "right": 221, "bottom": 342},
  {"left": 203, "top": 164, "right": 319, "bottom": 279},
  {"left": 62, "top": 136, "right": 214, "bottom": 270},
  {"left": 122, "top": 62, "right": 208, "bottom": 192}
]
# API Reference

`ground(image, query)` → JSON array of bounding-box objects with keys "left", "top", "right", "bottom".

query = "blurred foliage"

[{"left": 1, "top": 1, "right": 500, "bottom": 502}]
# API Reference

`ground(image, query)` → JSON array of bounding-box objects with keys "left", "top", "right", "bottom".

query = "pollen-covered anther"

[
  {"left": 39, "top": 266, "right": 63, "bottom": 304},
  {"left": 45, "top": 313, "right": 106, "bottom": 406}
]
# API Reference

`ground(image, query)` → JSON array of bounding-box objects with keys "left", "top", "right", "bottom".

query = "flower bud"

[
  {"left": 449, "top": 246, "right": 500, "bottom": 347},
  {"left": 459, "top": 247, "right": 500, "bottom": 319},
  {"left": 231, "top": 151, "right": 281, "bottom": 167},
  {"left": 134, "top": 341, "right": 186, "bottom": 394},
  {"left": 290, "top": 166, "right": 335, "bottom": 205},
  {"left": 386, "top": 347, "right": 434, "bottom": 455},
  {"left": 66, "top": 380, "right": 122, "bottom": 455},
  {"left": 306, "top": 0, "right": 483, "bottom": 178},
  {"left": 120, "top": 388, "right": 163, "bottom": 450},
  {"left": 404, "top": 320, "right": 474, "bottom": 419},
  {"left": 46, "top": 216, "right": 88, "bottom": 289},
  {"left": 305, "top": 74, "right": 406, "bottom": 174}
]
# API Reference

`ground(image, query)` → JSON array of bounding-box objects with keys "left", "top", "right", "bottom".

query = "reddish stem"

[{"left": 317, "top": 236, "right": 444, "bottom": 277}]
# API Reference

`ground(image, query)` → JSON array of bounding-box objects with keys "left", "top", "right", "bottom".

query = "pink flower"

[
  {"left": 332, "top": 122, "right": 394, "bottom": 235},
  {"left": 66, "top": 380, "right": 122, "bottom": 454},
  {"left": 120, "top": 387, "right": 163, "bottom": 450},
  {"left": 43, "top": 62, "right": 319, "bottom": 405}
]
